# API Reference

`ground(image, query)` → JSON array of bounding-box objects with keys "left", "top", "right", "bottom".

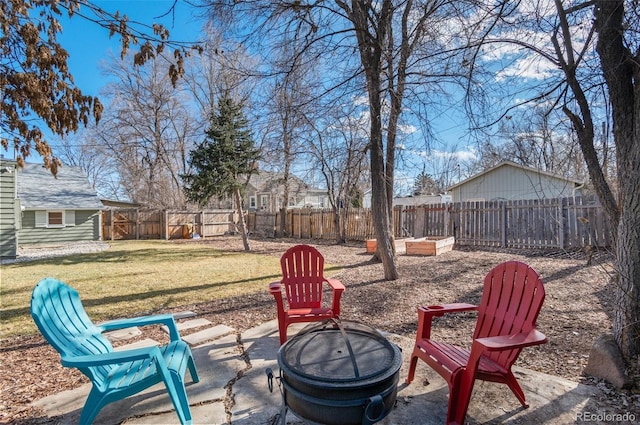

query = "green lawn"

[{"left": 0, "top": 240, "right": 283, "bottom": 339}]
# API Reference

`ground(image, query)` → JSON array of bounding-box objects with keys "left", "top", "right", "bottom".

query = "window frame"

[{"left": 34, "top": 210, "right": 76, "bottom": 228}]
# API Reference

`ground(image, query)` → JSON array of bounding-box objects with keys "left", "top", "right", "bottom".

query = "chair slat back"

[
  {"left": 280, "top": 245, "right": 325, "bottom": 309},
  {"left": 31, "top": 278, "right": 114, "bottom": 383},
  {"left": 473, "top": 261, "right": 545, "bottom": 368}
]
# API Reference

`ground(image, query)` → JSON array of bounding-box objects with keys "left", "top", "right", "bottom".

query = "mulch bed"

[{"left": 1, "top": 236, "right": 638, "bottom": 423}]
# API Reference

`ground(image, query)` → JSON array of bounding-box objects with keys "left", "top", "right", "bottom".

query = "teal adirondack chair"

[{"left": 30, "top": 278, "right": 199, "bottom": 424}]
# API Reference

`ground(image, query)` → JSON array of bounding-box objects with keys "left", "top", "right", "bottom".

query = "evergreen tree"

[
  {"left": 183, "top": 97, "right": 260, "bottom": 250},
  {"left": 412, "top": 168, "right": 439, "bottom": 196}
]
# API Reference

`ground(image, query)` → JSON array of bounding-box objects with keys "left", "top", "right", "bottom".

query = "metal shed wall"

[{"left": 450, "top": 164, "right": 580, "bottom": 202}]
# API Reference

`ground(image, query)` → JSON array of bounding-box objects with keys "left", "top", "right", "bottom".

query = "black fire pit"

[{"left": 268, "top": 319, "right": 402, "bottom": 425}]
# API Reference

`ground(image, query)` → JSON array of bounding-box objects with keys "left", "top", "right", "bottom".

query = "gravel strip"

[{"left": 0, "top": 241, "right": 110, "bottom": 264}]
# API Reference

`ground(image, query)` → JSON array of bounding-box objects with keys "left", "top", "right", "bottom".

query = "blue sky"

[{"left": 58, "top": 1, "right": 204, "bottom": 97}]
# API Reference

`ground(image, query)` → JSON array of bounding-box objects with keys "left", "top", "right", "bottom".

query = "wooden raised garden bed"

[
  {"left": 365, "top": 238, "right": 412, "bottom": 254},
  {"left": 405, "top": 236, "right": 455, "bottom": 256}
]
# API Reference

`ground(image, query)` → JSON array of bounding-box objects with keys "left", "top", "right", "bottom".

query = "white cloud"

[
  {"left": 448, "top": 149, "right": 477, "bottom": 162},
  {"left": 407, "top": 147, "right": 477, "bottom": 163},
  {"left": 495, "top": 55, "right": 558, "bottom": 81},
  {"left": 398, "top": 124, "right": 417, "bottom": 134}
]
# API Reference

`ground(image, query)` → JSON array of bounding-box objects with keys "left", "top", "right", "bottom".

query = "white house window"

[
  {"left": 35, "top": 210, "right": 75, "bottom": 228},
  {"left": 249, "top": 196, "right": 256, "bottom": 209},
  {"left": 260, "top": 195, "right": 269, "bottom": 209},
  {"left": 288, "top": 196, "right": 297, "bottom": 207}
]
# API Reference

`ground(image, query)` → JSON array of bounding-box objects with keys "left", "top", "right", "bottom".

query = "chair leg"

[
  {"left": 447, "top": 370, "right": 472, "bottom": 425},
  {"left": 504, "top": 371, "right": 529, "bottom": 408},
  {"left": 188, "top": 353, "right": 200, "bottom": 384},
  {"left": 405, "top": 350, "right": 419, "bottom": 384},
  {"left": 159, "top": 366, "right": 193, "bottom": 425},
  {"left": 79, "top": 386, "right": 106, "bottom": 425},
  {"left": 279, "top": 321, "right": 289, "bottom": 345},
  {"left": 170, "top": 370, "right": 194, "bottom": 425}
]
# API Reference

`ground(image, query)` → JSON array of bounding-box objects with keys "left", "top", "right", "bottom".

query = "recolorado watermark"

[{"left": 576, "top": 411, "right": 636, "bottom": 422}]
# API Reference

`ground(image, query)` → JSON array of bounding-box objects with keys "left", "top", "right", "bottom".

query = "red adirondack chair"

[
  {"left": 269, "top": 244, "right": 345, "bottom": 344},
  {"left": 406, "top": 261, "right": 547, "bottom": 425}
]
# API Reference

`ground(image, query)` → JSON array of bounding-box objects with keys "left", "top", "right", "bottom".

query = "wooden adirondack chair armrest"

[
  {"left": 269, "top": 281, "right": 282, "bottom": 295},
  {"left": 325, "top": 278, "right": 345, "bottom": 315},
  {"left": 99, "top": 314, "right": 181, "bottom": 341},
  {"left": 474, "top": 329, "right": 548, "bottom": 351},
  {"left": 415, "top": 303, "right": 478, "bottom": 340},
  {"left": 326, "top": 278, "right": 345, "bottom": 292},
  {"left": 418, "top": 302, "right": 478, "bottom": 317},
  {"left": 61, "top": 346, "right": 162, "bottom": 368},
  {"left": 269, "top": 281, "right": 287, "bottom": 316}
]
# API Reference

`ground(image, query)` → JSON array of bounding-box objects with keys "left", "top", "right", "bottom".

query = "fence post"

[
  {"left": 110, "top": 210, "right": 115, "bottom": 241},
  {"left": 415, "top": 206, "right": 425, "bottom": 238},
  {"left": 165, "top": 210, "right": 169, "bottom": 240},
  {"left": 501, "top": 202, "right": 507, "bottom": 247},
  {"left": 558, "top": 198, "right": 565, "bottom": 249},
  {"left": 445, "top": 205, "right": 450, "bottom": 237}
]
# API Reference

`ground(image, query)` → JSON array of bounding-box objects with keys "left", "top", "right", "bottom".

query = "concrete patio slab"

[
  {"left": 31, "top": 320, "right": 604, "bottom": 425},
  {"left": 183, "top": 324, "right": 234, "bottom": 346},
  {"left": 166, "top": 318, "right": 213, "bottom": 333}
]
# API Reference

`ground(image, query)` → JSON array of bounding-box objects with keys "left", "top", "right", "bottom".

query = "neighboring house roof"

[
  {"left": 101, "top": 199, "right": 142, "bottom": 209},
  {"left": 393, "top": 194, "right": 447, "bottom": 206},
  {"left": 246, "top": 171, "right": 310, "bottom": 194},
  {"left": 18, "top": 163, "right": 103, "bottom": 210},
  {"left": 448, "top": 160, "right": 583, "bottom": 191}
]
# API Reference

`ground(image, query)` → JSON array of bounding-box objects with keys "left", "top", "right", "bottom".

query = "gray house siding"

[
  {"left": 0, "top": 160, "right": 18, "bottom": 258},
  {"left": 18, "top": 210, "right": 101, "bottom": 245},
  {"left": 449, "top": 161, "right": 582, "bottom": 203},
  {"left": 15, "top": 163, "right": 103, "bottom": 247}
]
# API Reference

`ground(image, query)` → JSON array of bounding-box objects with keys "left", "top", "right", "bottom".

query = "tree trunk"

[
  {"left": 594, "top": 0, "right": 640, "bottom": 359},
  {"left": 369, "top": 85, "right": 398, "bottom": 279},
  {"left": 339, "top": 205, "right": 348, "bottom": 244},
  {"left": 332, "top": 207, "right": 344, "bottom": 244},
  {"left": 349, "top": 0, "right": 398, "bottom": 280},
  {"left": 615, "top": 197, "right": 640, "bottom": 359},
  {"left": 234, "top": 188, "right": 251, "bottom": 251},
  {"left": 278, "top": 206, "right": 287, "bottom": 238}
]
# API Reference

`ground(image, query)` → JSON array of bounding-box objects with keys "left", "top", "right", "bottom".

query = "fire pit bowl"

[{"left": 274, "top": 319, "right": 402, "bottom": 425}]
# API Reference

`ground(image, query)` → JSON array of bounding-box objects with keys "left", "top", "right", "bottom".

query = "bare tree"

[
  {"left": 305, "top": 103, "right": 370, "bottom": 243},
  {"left": 54, "top": 128, "right": 126, "bottom": 199},
  {"left": 96, "top": 55, "right": 199, "bottom": 208},
  {"left": 473, "top": 107, "right": 589, "bottom": 182},
  {"left": 260, "top": 44, "right": 316, "bottom": 236},
  {"left": 589, "top": 0, "right": 640, "bottom": 360},
  {"left": 182, "top": 24, "right": 258, "bottom": 124},
  {"left": 467, "top": 0, "right": 640, "bottom": 360}
]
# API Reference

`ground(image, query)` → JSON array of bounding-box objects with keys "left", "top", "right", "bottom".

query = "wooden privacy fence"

[
  {"left": 102, "top": 196, "right": 612, "bottom": 249},
  {"left": 102, "top": 209, "right": 235, "bottom": 240},
  {"left": 394, "top": 196, "right": 611, "bottom": 249},
  {"left": 250, "top": 196, "right": 611, "bottom": 249},
  {"left": 245, "top": 208, "right": 377, "bottom": 240}
]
